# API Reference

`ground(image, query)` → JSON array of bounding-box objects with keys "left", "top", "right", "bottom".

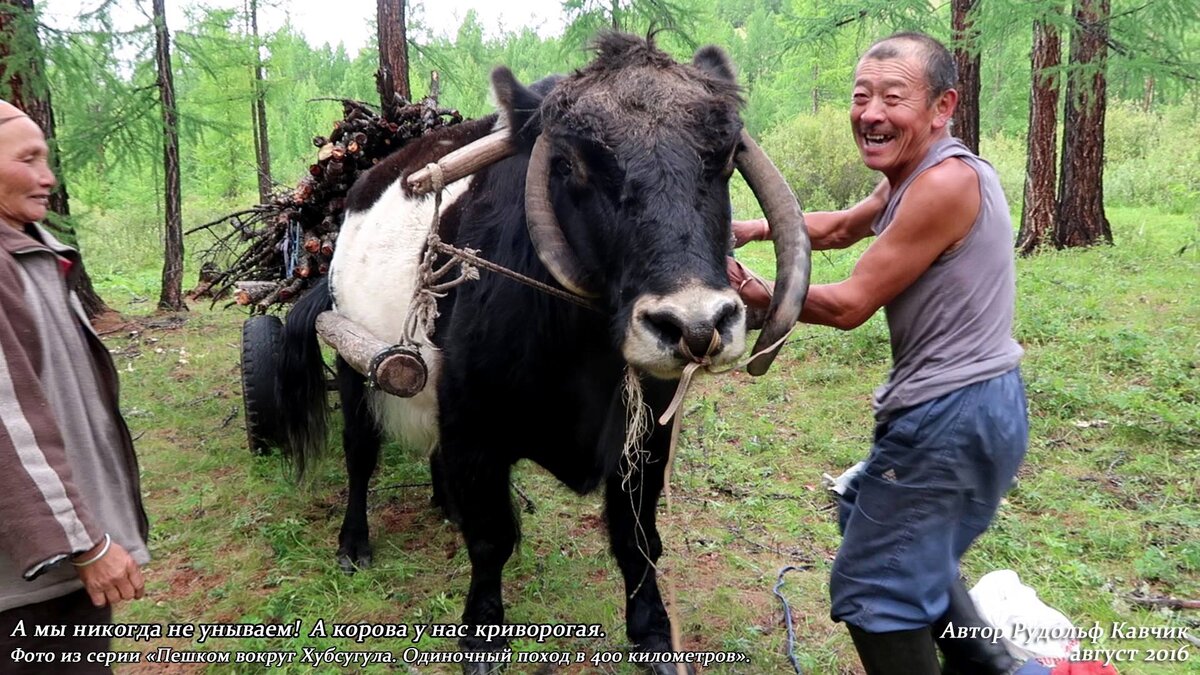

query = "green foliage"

[
  {"left": 978, "top": 131, "right": 1029, "bottom": 211},
  {"left": 1105, "top": 104, "right": 1200, "bottom": 214},
  {"left": 760, "top": 106, "right": 878, "bottom": 210}
]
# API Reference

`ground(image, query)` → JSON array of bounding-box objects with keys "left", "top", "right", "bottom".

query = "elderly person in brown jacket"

[{"left": 0, "top": 100, "right": 149, "bottom": 673}]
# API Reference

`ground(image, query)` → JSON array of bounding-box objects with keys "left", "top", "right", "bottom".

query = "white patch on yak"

[{"left": 330, "top": 175, "right": 473, "bottom": 453}]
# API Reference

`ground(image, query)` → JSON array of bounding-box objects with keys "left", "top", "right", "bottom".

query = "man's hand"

[
  {"left": 76, "top": 540, "right": 145, "bottom": 608},
  {"left": 726, "top": 257, "right": 774, "bottom": 329},
  {"left": 731, "top": 218, "right": 770, "bottom": 248}
]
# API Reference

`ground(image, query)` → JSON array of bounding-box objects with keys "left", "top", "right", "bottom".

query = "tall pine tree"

[
  {"left": 1055, "top": 0, "right": 1113, "bottom": 248},
  {"left": 153, "top": 0, "right": 185, "bottom": 310},
  {"left": 1018, "top": 8, "right": 1062, "bottom": 254}
]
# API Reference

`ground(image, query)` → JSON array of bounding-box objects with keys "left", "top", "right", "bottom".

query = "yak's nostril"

[
  {"left": 643, "top": 310, "right": 685, "bottom": 348},
  {"left": 713, "top": 300, "right": 741, "bottom": 338},
  {"left": 643, "top": 313, "right": 718, "bottom": 361},
  {"left": 643, "top": 299, "right": 743, "bottom": 360}
]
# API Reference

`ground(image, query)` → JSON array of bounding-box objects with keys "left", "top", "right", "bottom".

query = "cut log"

[
  {"left": 296, "top": 254, "right": 316, "bottom": 279},
  {"left": 406, "top": 129, "right": 514, "bottom": 194},
  {"left": 276, "top": 277, "right": 304, "bottom": 300},
  {"left": 314, "top": 311, "right": 427, "bottom": 397},
  {"left": 255, "top": 278, "right": 302, "bottom": 311},
  {"left": 234, "top": 280, "right": 280, "bottom": 306}
]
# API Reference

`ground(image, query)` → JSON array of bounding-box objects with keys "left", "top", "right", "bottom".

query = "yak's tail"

[{"left": 277, "top": 278, "right": 333, "bottom": 479}]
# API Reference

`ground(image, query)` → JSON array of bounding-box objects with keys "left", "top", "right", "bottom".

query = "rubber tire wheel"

[{"left": 241, "top": 315, "right": 283, "bottom": 455}]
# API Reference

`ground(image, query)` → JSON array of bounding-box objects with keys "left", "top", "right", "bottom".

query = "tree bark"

[
  {"left": 950, "top": 0, "right": 980, "bottom": 154},
  {"left": 0, "top": 0, "right": 112, "bottom": 317},
  {"left": 376, "top": 0, "right": 410, "bottom": 121},
  {"left": 248, "top": 0, "right": 272, "bottom": 203},
  {"left": 1055, "top": 0, "right": 1113, "bottom": 249},
  {"left": 152, "top": 0, "right": 185, "bottom": 311},
  {"left": 811, "top": 61, "right": 819, "bottom": 114},
  {"left": 1017, "top": 15, "right": 1062, "bottom": 255}
]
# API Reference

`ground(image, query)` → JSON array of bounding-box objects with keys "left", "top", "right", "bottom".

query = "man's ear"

[{"left": 933, "top": 88, "right": 959, "bottom": 131}]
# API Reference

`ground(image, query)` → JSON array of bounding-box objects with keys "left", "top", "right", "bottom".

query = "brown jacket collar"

[{"left": 0, "top": 221, "right": 83, "bottom": 285}]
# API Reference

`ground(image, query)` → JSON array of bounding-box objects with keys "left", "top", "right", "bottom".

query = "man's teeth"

[{"left": 864, "top": 134, "right": 891, "bottom": 145}]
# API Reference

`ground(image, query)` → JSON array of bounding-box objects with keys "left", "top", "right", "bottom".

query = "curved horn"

[
  {"left": 406, "top": 129, "right": 515, "bottom": 194},
  {"left": 735, "top": 129, "right": 812, "bottom": 376},
  {"left": 524, "top": 134, "right": 600, "bottom": 298}
]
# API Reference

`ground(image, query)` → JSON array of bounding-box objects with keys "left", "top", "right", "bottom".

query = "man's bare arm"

[
  {"left": 801, "top": 160, "right": 979, "bottom": 330},
  {"left": 732, "top": 179, "right": 890, "bottom": 250}
]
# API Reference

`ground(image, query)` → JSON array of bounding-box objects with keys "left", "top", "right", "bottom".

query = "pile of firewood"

[{"left": 190, "top": 89, "right": 463, "bottom": 311}]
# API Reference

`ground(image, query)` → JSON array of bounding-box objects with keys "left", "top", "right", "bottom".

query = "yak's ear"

[
  {"left": 492, "top": 66, "right": 546, "bottom": 137},
  {"left": 692, "top": 45, "right": 737, "bottom": 84}
]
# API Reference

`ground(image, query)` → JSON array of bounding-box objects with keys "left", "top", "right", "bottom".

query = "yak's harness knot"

[
  {"left": 400, "top": 182, "right": 480, "bottom": 350},
  {"left": 401, "top": 161, "right": 602, "bottom": 353}
]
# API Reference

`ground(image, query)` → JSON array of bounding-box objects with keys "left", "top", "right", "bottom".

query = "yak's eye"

[{"left": 552, "top": 156, "right": 573, "bottom": 177}]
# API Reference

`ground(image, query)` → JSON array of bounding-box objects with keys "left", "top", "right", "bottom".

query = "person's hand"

[
  {"left": 75, "top": 539, "right": 145, "bottom": 608},
  {"left": 726, "top": 257, "right": 774, "bottom": 326},
  {"left": 731, "top": 218, "right": 770, "bottom": 248}
]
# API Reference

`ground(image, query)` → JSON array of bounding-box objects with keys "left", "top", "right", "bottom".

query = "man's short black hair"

[{"left": 863, "top": 32, "right": 957, "bottom": 103}]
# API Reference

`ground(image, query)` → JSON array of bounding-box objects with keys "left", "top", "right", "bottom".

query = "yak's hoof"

[{"left": 336, "top": 546, "right": 372, "bottom": 574}]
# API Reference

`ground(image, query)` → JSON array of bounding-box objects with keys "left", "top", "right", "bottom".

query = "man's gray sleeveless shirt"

[{"left": 870, "top": 136, "right": 1023, "bottom": 420}]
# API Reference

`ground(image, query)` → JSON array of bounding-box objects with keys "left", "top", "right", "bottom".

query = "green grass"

[{"left": 94, "top": 206, "right": 1198, "bottom": 673}]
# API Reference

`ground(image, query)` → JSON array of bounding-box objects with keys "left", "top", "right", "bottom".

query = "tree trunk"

[
  {"left": 153, "top": 0, "right": 185, "bottom": 311},
  {"left": 376, "top": 0, "right": 410, "bottom": 121},
  {"left": 1141, "top": 76, "right": 1154, "bottom": 112},
  {"left": 0, "top": 0, "right": 112, "bottom": 317},
  {"left": 1017, "top": 15, "right": 1062, "bottom": 255},
  {"left": 950, "top": 0, "right": 980, "bottom": 154},
  {"left": 811, "top": 61, "right": 819, "bottom": 114},
  {"left": 249, "top": 0, "right": 272, "bottom": 203},
  {"left": 1055, "top": 0, "right": 1112, "bottom": 249}
]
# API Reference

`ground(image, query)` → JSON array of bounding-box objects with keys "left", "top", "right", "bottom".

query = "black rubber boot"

[
  {"left": 847, "top": 625, "right": 941, "bottom": 675},
  {"left": 933, "top": 579, "right": 1020, "bottom": 675}
]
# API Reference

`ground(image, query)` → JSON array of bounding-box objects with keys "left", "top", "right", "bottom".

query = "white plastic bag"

[
  {"left": 822, "top": 461, "right": 866, "bottom": 496},
  {"left": 969, "top": 569, "right": 1081, "bottom": 662}
]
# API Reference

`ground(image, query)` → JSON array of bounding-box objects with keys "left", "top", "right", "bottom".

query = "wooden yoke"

[
  {"left": 315, "top": 311, "right": 427, "bottom": 397},
  {"left": 405, "top": 129, "right": 514, "bottom": 194}
]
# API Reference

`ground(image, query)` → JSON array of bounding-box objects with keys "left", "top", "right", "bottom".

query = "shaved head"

[
  {"left": 0, "top": 99, "right": 30, "bottom": 127},
  {"left": 862, "top": 32, "right": 957, "bottom": 103}
]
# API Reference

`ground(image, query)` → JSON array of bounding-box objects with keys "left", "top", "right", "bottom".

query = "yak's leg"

[
  {"left": 444, "top": 448, "right": 517, "bottom": 661},
  {"left": 605, "top": 443, "right": 693, "bottom": 675},
  {"left": 335, "top": 357, "right": 382, "bottom": 573},
  {"left": 429, "top": 448, "right": 458, "bottom": 524}
]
